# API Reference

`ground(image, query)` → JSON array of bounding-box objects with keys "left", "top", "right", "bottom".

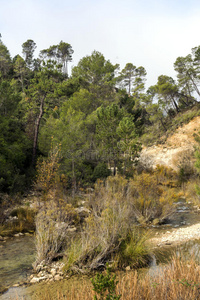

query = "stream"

[
  {"left": 0, "top": 200, "right": 200, "bottom": 299},
  {"left": 0, "top": 236, "right": 35, "bottom": 298}
]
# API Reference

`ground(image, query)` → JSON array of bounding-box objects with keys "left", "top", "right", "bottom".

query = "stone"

[
  {"left": 30, "top": 277, "right": 40, "bottom": 283},
  {"left": 66, "top": 227, "right": 77, "bottom": 232},
  {"left": 165, "top": 242, "right": 172, "bottom": 245},
  {"left": 51, "top": 268, "right": 57, "bottom": 277},
  {"left": 54, "top": 274, "right": 63, "bottom": 281},
  {"left": 75, "top": 207, "right": 90, "bottom": 218},
  {"left": 14, "top": 233, "right": 20, "bottom": 237}
]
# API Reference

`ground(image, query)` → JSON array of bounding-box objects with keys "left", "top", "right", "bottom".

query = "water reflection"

[{"left": 0, "top": 236, "right": 35, "bottom": 292}]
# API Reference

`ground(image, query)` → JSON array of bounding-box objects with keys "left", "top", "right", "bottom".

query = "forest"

[
  {"left": 1, "top": 36, "right": 200, "bottom": 195},
  {"left": 2, "top": 36, "right": 200, "bottom": 299}
]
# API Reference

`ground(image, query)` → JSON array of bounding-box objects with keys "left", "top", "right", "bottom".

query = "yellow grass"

[{"left": 15, "top": 253, "right": 200, "bottom": 300}]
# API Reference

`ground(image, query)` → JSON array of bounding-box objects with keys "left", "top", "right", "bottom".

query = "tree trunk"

[
  {"left": 171, "top": 97, "right": 180, "bottom": 113},
  {"left": 159, "top": 118, "right": 167, "bottom": 132},
  {"left": 32, "top": 94, "right": 46, "bottom": 165}
]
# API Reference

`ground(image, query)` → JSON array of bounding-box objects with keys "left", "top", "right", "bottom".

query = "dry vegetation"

[
  {"left": 17, "top": 255, "right": 200, "bottom": 300},
  {"left": 34, "top": 168, "right": 183, "bottom": 272}
]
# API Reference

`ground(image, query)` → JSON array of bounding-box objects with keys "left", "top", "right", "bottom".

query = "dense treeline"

[{"left": 1, "top": 35, "right": 200, "bottom": 193}]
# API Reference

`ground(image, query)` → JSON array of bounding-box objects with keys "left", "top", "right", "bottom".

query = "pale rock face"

[{"left": 139, "top": 116, "right": 200, "bottom": 170}]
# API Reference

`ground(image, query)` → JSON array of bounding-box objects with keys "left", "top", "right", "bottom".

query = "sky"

[{"left": 1, "top": 0, "right": 200, "bottom": 88}]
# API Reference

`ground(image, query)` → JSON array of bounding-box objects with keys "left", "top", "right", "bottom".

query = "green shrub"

[
  {"left": 91, "top": 265, "right": 121, "bottom": 300},
  {"left": 118, "top": 229, "right": 150, "bottom": 268},
  {"left": 93, "top": 162, "right": 111, "bottom": 181}
]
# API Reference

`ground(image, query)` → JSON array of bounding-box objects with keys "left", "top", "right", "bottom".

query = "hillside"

[{"left": 140, "top": 116, "right": 200, "bottom": 170}]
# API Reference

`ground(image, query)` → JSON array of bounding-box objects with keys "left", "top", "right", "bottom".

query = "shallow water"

[{"left": 0, "top": 235, "right": 35, "bottom": 295}]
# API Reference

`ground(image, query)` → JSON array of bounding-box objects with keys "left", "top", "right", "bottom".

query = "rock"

[
  {"left": 75, "top": 207, "right": 90, "bottom": 218},
  {"left": 13, "top": 284, "right": 20, "bottom": 287},
  {"left": 77, "top": 200, "right": 86, "bottom": 206},
  {"left": 25, "top": 232, "right": 32, "bottom": 236},
  {"left": 180, "top": 221, "right": 186, "bottom": 225},
  {"left": 51, "top": 268, "right": 57, "bottom": 277},
  {"left": 30, "top": 277, "right": 40, "bottom": 283},
  {"left": 14, "top": 233, "right": 20, "bottom": 237},
  {"left": 58, "top": 271, "right": 64, "bottom": 276},
  {"left": 54, "top": 274, "right": 63, "bottom": 281},
  {"left": 35, "top": 261, "right": 46, "bottom": 272},
  {"left": 165, "top": 242, "right": 172, "bottom": 245},
  {"left": 30, "top": 276, "right": 48, "bottom": 283},
  {"left": 67, "top": 227, "right": 77, "bottom": 233}
]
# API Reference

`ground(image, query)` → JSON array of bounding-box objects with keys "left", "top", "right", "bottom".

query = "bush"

[
  {"left": 118, "top": 229, "right": 150, "bottom": 268},
  {"left": 93, "top": 162, "right": 111, "bottom": 181},
  {"left": 128, "top": 172, "right": 176, "bottom": 224},
  {"left": 33, "top": 199, "right": 79, "bottom": 268},
  {"left": 10, "top": 207, "right": 35, "bottom": 233},
  {"left": 64, "top": 176, "right": 151, "bottom": 272},
  {"left": 91, "top": 265, "right": 121, "bottom": 300}
]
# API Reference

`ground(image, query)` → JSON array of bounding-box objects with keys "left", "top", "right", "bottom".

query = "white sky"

[{"left": 1, "top": 0, "right": 200, "bottom": 88}]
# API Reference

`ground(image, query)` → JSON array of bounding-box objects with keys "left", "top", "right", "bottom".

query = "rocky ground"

[
  {"left": 150, "top": 222, "right": 200, "bottom": 247},
  {"left": 28, "top": 261, "right": 66, "bottom": 284}
]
